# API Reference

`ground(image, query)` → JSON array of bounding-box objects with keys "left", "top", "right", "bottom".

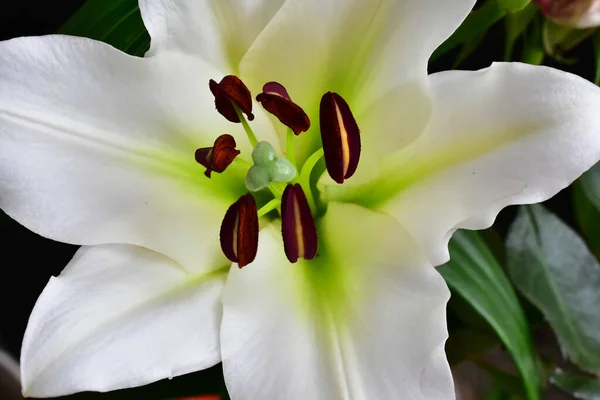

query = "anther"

[
  {"left": 220, "top": 193, "right": 259, "bottom": 268},
  {"left": 195, "top": 134, "right": 240, "bottom": 178},
  {"left": 209, "top": 75, "right": 255, "bottom": 123},
  {"left": 319, "top": 92, "right": 361, "bottom": 184},
  {"left": 256, "top": 82, "right": 310, "bottom": 135},
  {"left": 281, "top": 184, "right": 318, "bottom": 263}
]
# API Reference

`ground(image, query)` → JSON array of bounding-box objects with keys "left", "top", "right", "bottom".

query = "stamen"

[
  {"left": 210, "top": 75, "right": 255, "bottom": 123},
  {"left": 286, "top": 128, "right": 296, "bottom": 168},
  {"left": 297, "top": 148, "right": 324, "bottom": 212},
  {"left": 257, "top": 198, "right": 281, "bottom": 218},
  {"left": 220, "top": 193, "right": 259, "bottom": 268},
  {"left": 319, "top": 92, "right": 361, "bottom": 184},
  {"left": 281, "top": 184, "right": 318, "bottom": 263},
  {"left": 256, "top": 82, "right": 310, "bottom": 136},
  {"left": 233, "top": 106, "right": 259, "bottom": 148},
  {"left": 195, "top": 134, "right": 241, "bottom": 178}
]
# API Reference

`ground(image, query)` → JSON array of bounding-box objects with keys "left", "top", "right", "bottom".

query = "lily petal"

[
  {"left": 221, "top": 203, "right": 452, "bottom": 400},
  {"left": 378, "top": 63, "right": 600, "bottom": 265},
  {"left": 240, "top": 0, "right": 476, "bottom": 161},
  {"left": 140, "top": 0, "right": 285, "bottom": 72},
  {"left": 21, "top": 244, "right": 227, "bottom": 398},
  {"left": 0, "top": 35, "right": 276, "bottom": 271}
]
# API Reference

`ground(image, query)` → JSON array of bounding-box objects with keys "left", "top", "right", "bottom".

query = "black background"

[
  {"left": 0, "top": 1, "right": 595, "bottom": 398},
  {"left": 1, "top": 0, "right": 87, "bottom": 360}
]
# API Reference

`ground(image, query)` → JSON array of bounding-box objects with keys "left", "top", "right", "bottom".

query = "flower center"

[{"left": 198, "top": 76, "right": 361, "bottom": 267}]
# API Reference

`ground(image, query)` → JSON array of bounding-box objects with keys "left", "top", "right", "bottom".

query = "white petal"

[
  {"left": 379, "top": 63, "right": 600, "bottom": 265},
  {"left": 0, "top": 35, "right": 276, "bottom": 271},
  {"left": 21, "top": 244, "right": 227, "bottom": 398},
  {"left": 221, "top": 203, "right": 452, "bottom": 400},
  {"left": 240, "top": 0, "right": 476, "bottom": 161},
  {"left": 140, "top": 0, "right": 285, "bottom": 72}
]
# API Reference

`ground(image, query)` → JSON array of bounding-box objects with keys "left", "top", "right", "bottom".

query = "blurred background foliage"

[{"left": 2, "top": 0, "right": 600, "bottom": 399}]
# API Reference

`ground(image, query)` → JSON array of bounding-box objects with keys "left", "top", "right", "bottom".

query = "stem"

[
  {"left": 298, "top": 148, "right": 324, "bottom": 213},
  {"left": 267, "top": 182, "right": 286, "bottom": 199},
  {"left": 233, "top": 106, "right": 259, "bottom": 147},
  {"left": 257, "top": 198, "right": 281, "bottom": 218},
  {"left": 286, "top": 128, "right": 296, "bottom": 168},
  {"left": 300, "top": 148, "right": 324, "bottom": 181}
]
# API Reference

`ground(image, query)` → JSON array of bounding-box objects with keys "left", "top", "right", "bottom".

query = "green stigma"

[{"left": 245, "top": 141, "right": 297, "bottom": 192}]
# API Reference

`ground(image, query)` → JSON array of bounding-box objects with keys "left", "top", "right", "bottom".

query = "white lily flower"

[{"left": 1, "top": 0, "right": 600, "bottom": 399}]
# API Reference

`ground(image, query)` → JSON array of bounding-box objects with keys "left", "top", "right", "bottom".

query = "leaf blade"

[
  {"left": 439, "top": 230, "right": 542, "bottom": 400},
  {"left": 57, "top": 0, "right": 149, "bottom": 56},
  {"left": 506, "top": 205, "right": 600, "bottom": 375},
  {"left": 574, "top": 162, "right": 600, "bottom": 257},
  {"left": 551, "top": 369, "right": 600, "bottom": 400}
]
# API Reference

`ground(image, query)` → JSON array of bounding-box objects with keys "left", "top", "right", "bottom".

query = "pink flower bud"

[{"left": 534, "top": 0, "right": 600, "bottom": 28}]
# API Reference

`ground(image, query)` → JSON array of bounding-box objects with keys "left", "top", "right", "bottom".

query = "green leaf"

[
  {"left": 453, "top": 30, "right": 489, "bottom": 68},
  {"left": 506, "top": 205, "right": 600, "bottom": 375},
  {"left": 497, "top": 0, "right": 532, "bottom": 12},
  {"left": 551, "top": 369, "right": 600, "bottom": 400},
  {"left": 431, "top": 0, "right": 506, "bottom": 62},
  {"left": 504, "top": 2, "right": 538, "bottom": 60},
  {"left": 521, "top": 14, "right": 546, "bottom": 65},
  {"left": 431, "top": 0, "right": 532, "bottom": 62},
  {"left": 573, "top": 162, "right": 600, "bottom": 257},
  {"left": 483, "top": 388, "right": 513, "bottom": 400},
  {"left": 58, "top": 0, "right": 149, "bottom": 56},
  {"left": 439, "top": 230, "right": 542, "bottom": 400}
]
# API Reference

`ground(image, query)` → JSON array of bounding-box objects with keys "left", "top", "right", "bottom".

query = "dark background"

[
  {"left": 0, "top": 1, "right": 596, "bottom": 398},
  {"left": 0, "top": 0, "right": 87, "bottom": 360}
]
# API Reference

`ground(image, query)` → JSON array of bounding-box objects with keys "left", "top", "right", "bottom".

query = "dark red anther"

[
  {"left": 209, "top": 75, "right": 255, "bottom": 123},
  {"left": 220, "top": 193, "right": 259, "bottom": 268},
  {"left": 195, "top": 134, "right": 240, "bottom": 178},
  {"left": 319, "top": 92, "right": 361, "bottom": 184},
  {"left": 281, "top": 184, "right": 317, "bottom": 263},
  {"left": 256, "top": 82, "right": 310, "bottom": 136}
]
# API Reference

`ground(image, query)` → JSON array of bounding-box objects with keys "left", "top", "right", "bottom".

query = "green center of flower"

[{"left": 198, "top": 76, "right": 361, "bottom": 267}]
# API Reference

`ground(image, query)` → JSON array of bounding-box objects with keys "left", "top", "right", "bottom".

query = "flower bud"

[{"left": 534, "top": 0, "right": 600, "bottom": 28}]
